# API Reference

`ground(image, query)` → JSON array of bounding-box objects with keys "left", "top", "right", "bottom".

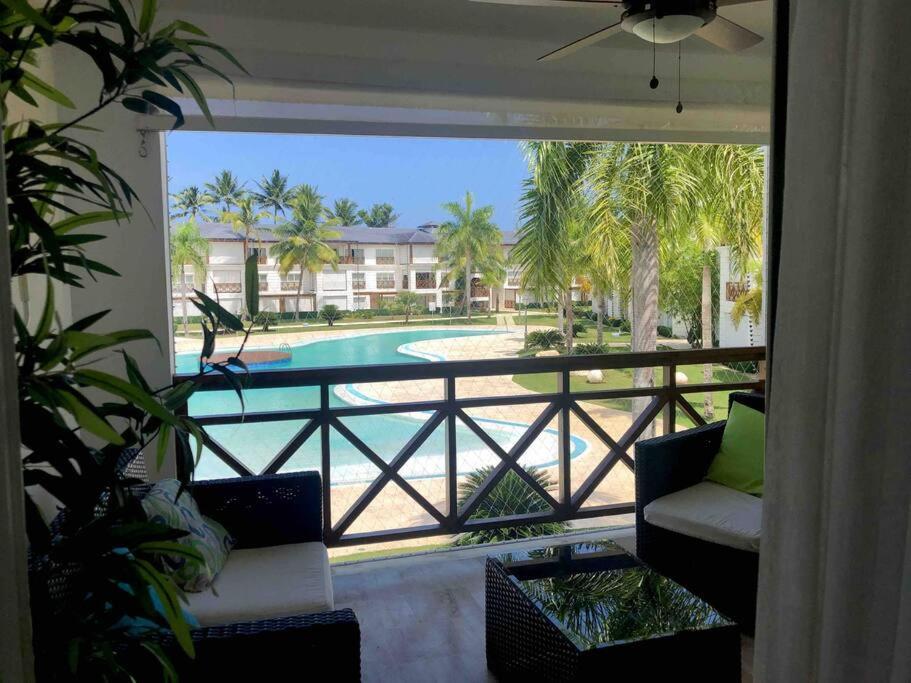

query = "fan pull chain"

[
  {"left": 676, "top": 41, "right": 684, "bottom": 113},
  {"left": 649, "top": 17, "right": 659, "bottom": 89}
]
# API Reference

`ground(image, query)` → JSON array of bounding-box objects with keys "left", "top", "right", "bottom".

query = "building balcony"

[
  {"left": 470, "top": 286, "right": 490, "bottom": 298},
  {"left": 280, "top": 281, "right": 300, "bottom": 291},
  {"left": 168, "top": 346, "right": 763, "bottom": 680},
  {"left": 338, "top": 256, "right": 366, "bottom": 265},
  {"left": 375, "top": 256, "right": 396, "bottom": 265},
  {"left": 213, "top": 282, "right": 242, "bottom": 294}
]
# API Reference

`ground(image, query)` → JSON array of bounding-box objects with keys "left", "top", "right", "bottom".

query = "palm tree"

[
  {"left": 327, "top": 198, "right": 361, "bottom": 226},
  {"left": 588, "top": 144, "right": 697, "bottom": 436},
  {"left": 253, "top": 169, "right": 294, "bottom": 221},
  {"left": 453, "top": 466, "right": 566, "bottom": 546},
  {"left": 358, "top": 203, "right": 399, "bottom": 227},
  {"left": 437, "top": 192, "right": 501, "bottom": 321},
  {"left": 205, "top": 170, "right": 244, "bottom": 213},
  {"left": 676, "top": 145, "right": 764, "bottom": 419},
  {"left": 512, "top": 142, "right": 592, "bottom": 352},
  {"left": 170, "top": 221, "right": 209, "bottom": 336},
  {"left": 170, "top": 186, "right": 214, "bottom": 221},
  {"left": 270, "top": 194, "right": 341, "bottom": 320},
  {"left": 221, "top": 196, "right": 269, "bottom": 320}
]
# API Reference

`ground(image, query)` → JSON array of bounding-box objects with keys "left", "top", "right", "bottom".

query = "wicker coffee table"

[{"left": 485, "top": 540, "right": 740, "bottom": 681}]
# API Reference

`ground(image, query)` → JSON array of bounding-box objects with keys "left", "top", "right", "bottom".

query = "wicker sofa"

[
  {"left": 30, "top": 467, "right": 361, "bottom": 680},
  {"left": 635, "top": 392, "right": 764, "bottom": 632}
]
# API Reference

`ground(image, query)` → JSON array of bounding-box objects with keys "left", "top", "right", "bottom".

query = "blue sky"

[{"left": 165, "top": 132, "right": 529, "bottom": 229}]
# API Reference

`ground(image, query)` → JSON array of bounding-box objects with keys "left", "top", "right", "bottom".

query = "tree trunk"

[
  {"left": 464, "top": 252, "right": 472, "bottom": 321},
  {"left": 295, "top": 267, "right": 303, "bottom": 322},
  {"left": 701, "top": 261, "right": 715, "bottom": 420},
  {"left": 181, "top": 264, "right": 189, "bottom": 336},
  {"left": 240, "top": 235, "right": 249, "bottom": 321},
  {"left": 564, "top": 289, "right": 575, "bottom": 353},
  {"left": 556, "top": 299, "right": 564, "bottom": 334},
  {"left": 596, "top": 290, "right": 605, "bottom": 345},
  {"left": 631, "top": 218, "right": 659, "bottom": 440}
]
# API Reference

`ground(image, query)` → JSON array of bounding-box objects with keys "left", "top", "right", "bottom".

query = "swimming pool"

[{"left": 180, "top": 329, "right": 588, "bottom": 482}]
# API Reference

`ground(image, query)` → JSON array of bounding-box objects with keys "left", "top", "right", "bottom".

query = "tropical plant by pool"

[{"left": 453, "top": 466, "right": 567, "bottom": 546}]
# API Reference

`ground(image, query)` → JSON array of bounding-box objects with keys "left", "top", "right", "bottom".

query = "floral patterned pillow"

[{"left": 141, "top": 479, "right": 234, "bottom": 592}]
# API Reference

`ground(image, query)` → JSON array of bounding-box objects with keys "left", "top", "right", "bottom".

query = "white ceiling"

[{"left": 158, "top": 0, "right": 774, "bottom": 143}]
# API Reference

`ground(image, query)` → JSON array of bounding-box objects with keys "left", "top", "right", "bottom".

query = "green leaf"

[
  {"left": 244, "top": 254, "right": 259, "bottom": 317},
  {"left": 132, "top": 558, "right": 195, "bottom": 657},
  {"left": 73, "top": 369, "right": 177, "bottom": 425},
  {"left": 1, "top": 0, "right": 53, "bottom": 29},
  {"left": 170, "top": 68, "right": 214, "bottom": 127},
  {"left": 141, "top": 90, "right": 184, "bottom": 129},
  {"left": 21, "top": 70, "right": 75, "bottom": 108},
  {"left": 58, "top": 390, "right": 125, "bottom": 445},
  {"left": 193, "top": 289, "right": 244, "bottom": 332},
  {"left": 34, "top": 277, "right": 55, "bottom": 343},
  {"left": 155, "top": 423, "right": 171, "bottom": 469},
  {"left": 120, "top": 350, "right": 152, "bottom": 393},
  {"left": 139, "top": 0, "right": 157, "bottom": 33},
  {"left": 52, "top": 210, "right": 125, "bottom": 234}
]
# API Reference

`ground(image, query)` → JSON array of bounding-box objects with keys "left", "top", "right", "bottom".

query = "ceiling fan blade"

[
  {"left": 695, "top": 15, "right": 763, "bottom": 51},
  {"left": 470, "top": 0, "right": 620, "bottom": 8},
  {"left": 538, "top": 21, "right": 622, "bottom": 62}
]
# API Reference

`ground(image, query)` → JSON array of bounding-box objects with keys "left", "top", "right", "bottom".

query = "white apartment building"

[{"left": 171, "top": 222, "right": 525, "bottom": 317}]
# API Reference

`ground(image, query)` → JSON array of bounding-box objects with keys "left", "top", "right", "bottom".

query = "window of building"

[
  {"left": 323, "top": 272, "right": 346, "bottom": 291},
  {"left": 416, "top": 272, "right": 436, "bottom": 289},
  {"left": 376, "top": 272, "right": 395, "bottom": 289},
  {"left": 375, "top": 248, "right": 395, "bottom": 265},
  {"left": 248, "top": 246, "right": 267, "bottom": 264},
  {"left": 351, "top": 248, "right": 365, "bottom": 265},
  {"left": 352, "top": 272, "right": 366, "bottom": 290},
  {"left": 258, "top": 273, "right": 268, "bottom": 291}
]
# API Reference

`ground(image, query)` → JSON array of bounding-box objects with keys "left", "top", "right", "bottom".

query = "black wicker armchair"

[
  {"left": 635, "top": 392, "right": 764, "bottom": 633},
  {"left": 176, "top": 471, "right": 361, "bottom": 680},
  {"left": 29, "top": 462, "right": 360, "bottom": 681}
]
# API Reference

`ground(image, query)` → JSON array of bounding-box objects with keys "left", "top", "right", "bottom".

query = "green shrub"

[
  {"left": 657, "top": 325, "right": 673, "bottom": 338},
  {"left": 572, "top": 342, "right": 611, "bottom": 355},
  {"left": 257, "top": 310, "right": 277, "bottom": 332},
  {"left": 570, "top": 321, "right": 586, "bottom": 337},
  {"left": 319, "top": 304, "right": 345, "bottom": 326},
  {"left": 453, "top": 466, "right": 567, "bottom": 546},
  {"left": 619, "top": 319, "right": 631, "bottom": 333},
  {"left": 526, "top": 329, "right": 565, "bottom": 350},
  {"left": 351, "top": 309, "right": 374, "bottom": 320}
]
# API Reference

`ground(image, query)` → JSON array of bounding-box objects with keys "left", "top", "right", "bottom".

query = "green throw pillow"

[
  {"left": 705, "top": 401, "right": 765, "bottom": 496},
  {"left": 141, "top": 479, "right": 234, "bottom": 592}
]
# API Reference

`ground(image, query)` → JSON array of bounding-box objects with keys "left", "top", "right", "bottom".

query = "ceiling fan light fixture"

[{"left": 629, "top": 13, "right": 707, "bottom": 44}]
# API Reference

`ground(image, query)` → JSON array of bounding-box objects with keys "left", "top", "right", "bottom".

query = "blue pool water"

[{"left": 180, "top": 329, "right": 587, "bottom": 482}]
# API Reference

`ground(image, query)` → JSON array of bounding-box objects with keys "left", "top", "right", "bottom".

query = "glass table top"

[{"left": 492, "top": 540, "right": 734, "bottom": 651}]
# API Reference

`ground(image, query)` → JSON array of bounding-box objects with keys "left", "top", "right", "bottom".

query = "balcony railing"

[
  {"left": 415, "top": 275, "right": 436, "bottom": 290},
  {"left": 352, "top": 280, "right": 366, "bottom": 290},
  {"left": 375, "top": 256, "right": 396, "bottom": 265},
  {"left": 338, "top": 256, "right": 366, "bottom": 265},
  {"left": 213, "top": 283, "right": 241, "bottom": 294},
  {"left": 471, "top": 286, "right": 490, "bottom": 298},
  {"left": 506, "top": 278, "right": 521, "bottom": 288},
  {"left": 280, "top": 281, "right": 300, "bottom": 291},
  {"left": 175, "top": 347, "right": 764, "bottom": 548},
  {"left": 376, "top": 278, "right": 396, "bottom": 290}
]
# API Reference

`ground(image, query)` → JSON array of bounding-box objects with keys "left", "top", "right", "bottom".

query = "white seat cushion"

[
  {"left": 185, "top": 542, "right": 334, "bottom": 627},
  {"left": 643, "top": 481, "right": 762, "bottom": 553}
]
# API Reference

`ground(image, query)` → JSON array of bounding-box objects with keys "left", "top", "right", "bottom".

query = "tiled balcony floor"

[{"left": 332, "top": 527, "right": 755, "bottom": 682}]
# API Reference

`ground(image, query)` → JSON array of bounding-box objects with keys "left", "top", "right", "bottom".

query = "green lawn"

[
  {"left": 330, "top": 542, "right": 448, "bottom": 563},
  {"left": 512, "top": 363, "right": 752, "bottom": 429}
]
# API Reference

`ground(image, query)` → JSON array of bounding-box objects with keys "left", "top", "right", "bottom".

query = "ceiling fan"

[{"left": 469, "top": 0, "right": 764, "bottom": 62}]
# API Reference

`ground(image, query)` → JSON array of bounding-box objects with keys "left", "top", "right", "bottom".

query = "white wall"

[{"left": 717, "top": 246, "right": 765, "bottom": 348}]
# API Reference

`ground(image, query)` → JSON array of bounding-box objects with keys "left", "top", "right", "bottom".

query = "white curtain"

[{"left": 755, "top": 2, "right": 911, "bottom": 681}]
